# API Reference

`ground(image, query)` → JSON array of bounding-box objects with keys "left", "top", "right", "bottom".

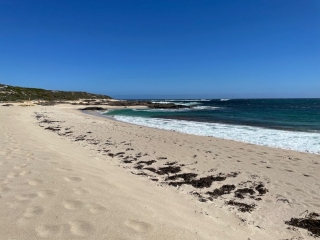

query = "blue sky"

[{"left": 0, "top": 0, "right": 319, "bottom": 99}]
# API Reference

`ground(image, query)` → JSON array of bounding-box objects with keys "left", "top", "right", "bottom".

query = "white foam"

[
  {"left": 97, "top": 110, "right": 109, "bottom": 114},
  {"left": 152, "top": 99, "right": 211, "bottom": 102},
  {"left": 192, "top": 106, "right": 221, "bottom": 110},
  {"left": 114, "top": 116, "right": 320, "bottom": 154},
  {"left": 151, "top": 101, "right": 200, "bottom": 106},
  {"left": 151, "top": 101, "right": 172, "bottom": 104},
  {"left": 133, "top": 108, "right": 190, "bottom": 112},
  {"left": 220, "top": 99, "right": 230, "bottom": 101}
]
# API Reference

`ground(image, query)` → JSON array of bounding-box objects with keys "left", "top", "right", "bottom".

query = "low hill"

[{"left": 0, "top": 84, "right": 112, "bottom": 102}]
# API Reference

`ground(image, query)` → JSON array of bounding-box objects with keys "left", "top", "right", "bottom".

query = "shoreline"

[
  {"left": 1, "top": 104, "right": 319, "bottom": 239},
  {"left": 83, "top": 107, "right": 320, "bottom": 155}
]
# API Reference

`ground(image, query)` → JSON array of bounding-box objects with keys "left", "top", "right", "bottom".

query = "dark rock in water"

[
  {"left": 106, "top": 100, "right": 150, "bottom": 107},
  {"left": 106, "top": 100, "right": 189, "bottom": 109},
  {"left": 285, "top": 212, "right": 320, "bottom": 237},
  {"left": 2, "top": 104, "right": 14, "bottom": 107},
  {"left": 147, "top": 103, "right": 188, "bottom": 109},
  {"left": 207, "top": 185, "right": 236, "bottom": 198},
  {"left": 80, "top": 107, "right": 106, "bottom": 110},
  {"left": 226, "top": 200, "right": 256, "bottom": 212}
]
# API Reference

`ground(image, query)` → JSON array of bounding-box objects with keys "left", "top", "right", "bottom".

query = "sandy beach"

[{"left": 1, "top": 103, "right": 319, "bottom": 239}]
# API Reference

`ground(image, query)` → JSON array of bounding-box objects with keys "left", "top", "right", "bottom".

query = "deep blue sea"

[{"left": 103, "top": 99, "right": 320, "bottom": 154}]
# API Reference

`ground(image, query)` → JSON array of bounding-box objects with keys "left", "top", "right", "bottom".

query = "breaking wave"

[{"left": 113, "top": 116, "right": 320, "bottom": 154}]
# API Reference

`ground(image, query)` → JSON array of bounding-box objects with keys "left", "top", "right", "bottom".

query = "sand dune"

[{"left": 0, "top": 104, "right": 319, "bottom": 239}]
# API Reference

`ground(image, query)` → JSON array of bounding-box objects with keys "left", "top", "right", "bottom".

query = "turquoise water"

[{"left": 103, "top": 99, "right": 320, "bottom": 154}]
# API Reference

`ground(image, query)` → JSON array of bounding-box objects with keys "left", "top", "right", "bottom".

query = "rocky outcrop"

[
  {"left": 107, "top": 101, "right": 188, "bottom": 109},
  {"left": 79, "top": 107, "right": 107, "bottom": 111}
]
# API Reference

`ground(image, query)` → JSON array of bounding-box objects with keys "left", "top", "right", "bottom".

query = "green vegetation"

[{"left": 0, "top": 84, "right": 112, "bottom": 102}]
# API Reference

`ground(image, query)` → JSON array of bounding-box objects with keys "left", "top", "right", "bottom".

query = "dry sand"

[{"left": 0, "top": 104, "right": 319, "bottom": 239}]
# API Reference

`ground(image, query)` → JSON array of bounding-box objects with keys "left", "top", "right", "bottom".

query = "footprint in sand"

[
  {"left": 28, "top": 179, "right": 43, "bottom": 186},
  {"left": 124, "top": 220, "right": 153, "bottom": 233},
  {"left": 19, "top": 170, "right": 31, "bottom": 176},
  {"left": 69, "top": 220, "right": 95, "bottom": 237},
  {"left": 24, "top": 206, "right": 44, "bottom": 218},
  {"left": 57, "top": 167, "right": 73, "bottom": 172},
  {"left": 0, "top": 186, "right": 11, "bottom": 193},
  {"left": 86, "top": 203, "right": 107, "bottom": 214},
  {"left": 64, "top": 176, "right": 84, "bottom": 182},
  {"left": 72, "top": 187, "right": 88, "bottom": 195},
  {"left": 37, "top": 190, "right": 55, "bottom": 198},
  {"left": 63, "top": 200, "right": 84, "bottom": 210},
  {"left": 36, "top": 224, "right": 64, "bottom": 238},
  {"left": 7, "top": 172, "right": 20, "bottom": 179},
  {"left": 49, "top": 161, "right": 59, "bottom": 165},
  {"left": 15, "top": 193, "right": 38, "bottom": 201},
  {"left": 14, "top": 164, "right": 29, "bottom": 169}
]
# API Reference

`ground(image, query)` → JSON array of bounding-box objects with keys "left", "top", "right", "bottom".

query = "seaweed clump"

[
  {"left": 225, "top": 200, "right": 256, "bottom": 212},
  {"left": 169, "top": 174, "right": 226, "bottom": 188},
  {"left": 285, "top": 212, "right": 320, "bottom": 238},
  {"left": 207, "top": 185, "right": 236, "bottom": 198},
  {"left": 144, "top": 166, "right": 181, "bottom": 175}
]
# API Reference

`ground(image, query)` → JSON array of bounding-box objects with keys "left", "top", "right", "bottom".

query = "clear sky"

[{"left": 0, "top": 0, "right": 319, "bottom": 99}]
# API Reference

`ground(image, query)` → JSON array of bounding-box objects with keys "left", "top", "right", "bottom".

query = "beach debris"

[
  {"left": 255, "top": 183, "right": 268, "bottom": 195},
  {"left": 234, "top": 188, "right": 255, "bottom": 199},
  {"left": 114, "top": 152, "right": 125, "bottom": 157},
  {"left": 164, "top": 161, "right": 178, "bottom": 166},
  {"left": 207, "top": 185, "right": 236, "bottom": 198},
  {"left": 134, "top": 165, "right": 144, "bottom": 170},
  {"left": 226, "top": 200, "right": 256, "bottom": 212},
  {"left": 277, "top": 198, "right": 291, "bottom": 205},
  {"left": 40, "top": 119, "right": 61, "bottom": 124},
  {"left": 166, "top": 173, "right": 198, "bottom": 182},
  {"left": 123, "top": 160, "right": 133, "bottom": 163},
  {"left": 45, "top": 126, "right": 61, "bottom": 132},
  {"left": 169, "top": 174, "right": 226, "bottom": 188},
  {"left": 131, "top": 172, "right": 147, "bottom": 176},
  {"left": 227, "top": 172, "right": 241, "bottom": 178},
  {"left": 79, "top": 107, "right": 106, "bottom": 110},
  {"left": 33, "top": 110, "right": 269, "bottom": 216},
  {"left": 74, "top": 135, "right": 86, "bottom": 141},
  {"left": 285, "top": 212, "right": 320, "bottom": 237},
  {"left": 144, "top": 166, "right": 181, "bottom": 175},
  {"left": 136, "top": 160, "right": 156, "bottom": 165}
]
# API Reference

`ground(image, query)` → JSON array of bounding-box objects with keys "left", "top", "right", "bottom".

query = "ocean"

[{"left": 102, "top": 99, "right": 320, "bottom": 154}]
